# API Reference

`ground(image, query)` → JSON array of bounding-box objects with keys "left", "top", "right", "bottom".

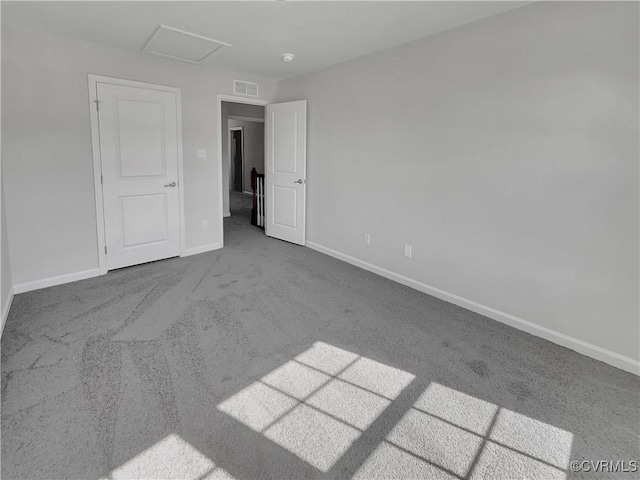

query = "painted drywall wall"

[
  {"left": 277, "top": 2, "right": 639, "bottom": 363},
  {"left": 1, "top": 26, "right": 276, "bottom": 287},
  {"left": 221, "top": 102, "right": 265, "bottom": 215},
  {"left": 228, "top": 119, "right": 265, "bottom": 193}
]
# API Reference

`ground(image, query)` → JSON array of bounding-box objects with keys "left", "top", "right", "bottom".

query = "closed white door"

[
  {"left": 97, "top": 82, "right": 181, "bottom": 270},
  {"left": 265, "top": 100, "right": 307, "bottom": 245}
]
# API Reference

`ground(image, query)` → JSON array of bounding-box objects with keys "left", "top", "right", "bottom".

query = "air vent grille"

[{"left": 234, "top": 80, "right": 259, "bottom": 97}]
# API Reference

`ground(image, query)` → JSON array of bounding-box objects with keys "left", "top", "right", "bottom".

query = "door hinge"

[
  {"left": 94, "top": 99, "right": 101, "bottom": 111},
  {"left": 104, "top": 246, "right": 107, "bottom": 254},
  {"left": 100, "top": 175, "right": 103, "bottom": 185}
]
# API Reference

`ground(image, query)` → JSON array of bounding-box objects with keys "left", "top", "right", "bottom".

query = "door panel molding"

[{"left": 88, "top": 74, "right": 185, "bottom": 275}]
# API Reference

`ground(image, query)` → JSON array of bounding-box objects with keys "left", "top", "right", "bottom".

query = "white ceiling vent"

[
  {"left": 143, "top": 25, "right": 231, "bottom": 65},
  {"left": 234, "top": 80, "right": 259, "bottom": 97}
]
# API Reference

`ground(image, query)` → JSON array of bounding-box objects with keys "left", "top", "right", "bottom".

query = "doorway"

[
  {"left": 230, "top": 127, "right": 244, "bottom": 193},
  {"left": 220, "top": 99, "right": 266, "bottom": 229},
  {"left": 217, "top": 95, "right": 307, "bottom": 247}
]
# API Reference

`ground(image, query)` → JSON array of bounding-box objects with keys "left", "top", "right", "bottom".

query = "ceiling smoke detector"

[{"left": 282, "top": 53, "right": 295, "bottom": 62}]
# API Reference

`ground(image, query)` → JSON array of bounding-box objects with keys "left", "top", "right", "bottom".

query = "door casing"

[{"left": 88, "top": 74, "right": 186, "bottom": 275}]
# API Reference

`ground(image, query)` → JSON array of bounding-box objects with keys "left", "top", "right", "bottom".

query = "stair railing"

[{"left": 251, "top": 167, "right": 265, "bottom": 229}]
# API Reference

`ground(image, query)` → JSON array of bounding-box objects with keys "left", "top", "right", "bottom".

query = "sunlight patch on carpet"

[
  {"left": 217, "top": 341, "right": 415, "bottom": 471},
  {"left": 217, "top": 342, "right": 573, "bottom": 478},
  {"left": 100, "top": 433, "right": 235, "bottom": 480},
  {"left": 355, "top": 382, "right": 573, "bottom": 479}
]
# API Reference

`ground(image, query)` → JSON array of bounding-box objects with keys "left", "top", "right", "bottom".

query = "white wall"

[
  {"left": 277, "top": 2, "right": 639, "bottom": 367},
  {"left": 221, "top": 102, "right": 265, "bottom": 215},
  {"left": 1, "top": 26, "right": 276, "bottom": 287},
  {"left": 228, "top": 119, "right": 265, "bottom": 193}
]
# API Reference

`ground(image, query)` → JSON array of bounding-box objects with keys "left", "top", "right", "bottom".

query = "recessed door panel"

[
  {"left": 272, "top": 186, "right": 297, "bottom": 229},
  {"left": 117, "top": 100, "right": 165, "bottom": 178},
  {"left": 121, "top": 194, "right": 168, "bottom": 247},
  {"left": 272, "top": 110, "right": 298, "bottom": 174}
]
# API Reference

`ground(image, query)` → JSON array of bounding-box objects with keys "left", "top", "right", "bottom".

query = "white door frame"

[
  {"left": 216, "top": 94, "right": 268, "bottom": 245},
  {"left": 88, "top": 74, "right": 185, "bottom": 275},
  {"left": 229, "top": 126, "right": 244, "bottom": 193}
]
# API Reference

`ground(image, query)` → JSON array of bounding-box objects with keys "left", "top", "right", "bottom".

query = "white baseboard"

[
  {"left": 242, "top": 191, "right": 253, "bottom": 196},
  {"left": 181, "top": 242, "right": 223, "bottom": 257},
  {"left": 224, "top": 211, "right": 231, "bottom": 218},
  {"left": 1, "top": 287, "right": 14, "bottom": 338},
  {"left": 13, "top": 268, "right": 101, "bottom": 294},
  {"left": 11, "top": 243, "right": 224, "bottom": 295},
  {"left": 306, "top": 241, "right": 640, "bottom": 376}
]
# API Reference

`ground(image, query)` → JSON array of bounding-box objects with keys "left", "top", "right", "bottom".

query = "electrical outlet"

[
  {"left": 201, "top": 220, "right": 208, "bottom": 230},
  {"left": 404, "top": 244, "right": 412, "bottom": 258},
  {"left": 364, "top": 233, "right": 371, "bottom": 245},
  {"left": 197, "top": 149, "right": 207, "bottom": 159}
]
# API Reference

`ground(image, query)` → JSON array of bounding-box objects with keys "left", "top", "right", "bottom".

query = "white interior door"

[
  {"left": 97, "top": 82, "right": 181, "bottom": 270},
  {"left": 265, "top": 100, "right": 307, "bottom": 245}
]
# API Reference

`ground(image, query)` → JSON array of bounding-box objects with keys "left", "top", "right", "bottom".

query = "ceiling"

[{"left": 2, "top": 1, "right": 532, "bottom": 81}]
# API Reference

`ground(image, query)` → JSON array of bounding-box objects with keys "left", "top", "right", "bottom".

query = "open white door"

[
  {"left": 97, "top": 82, "right": 181, "bottom": 270},
  {"left": 265, "top": 100, "right": 307, "bottom": 245}
]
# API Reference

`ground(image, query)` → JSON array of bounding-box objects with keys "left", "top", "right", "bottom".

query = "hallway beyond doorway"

[{"left": 229, "top": 191, "right": 253, "bottom": 223}]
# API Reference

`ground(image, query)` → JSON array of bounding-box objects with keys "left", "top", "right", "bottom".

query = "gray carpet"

[{"left": 2, "top": 192, "right": 638, "bottom": 480}]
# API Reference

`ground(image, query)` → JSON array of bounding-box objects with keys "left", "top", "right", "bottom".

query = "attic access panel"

[{"left": 143, "top": 25, "right": 231, "bottom": 64}]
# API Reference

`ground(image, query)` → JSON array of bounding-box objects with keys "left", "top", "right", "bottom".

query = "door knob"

[
  {"left": 164, "top": 181, "right": 177, "bottom": 187},
  {"left": 294, "top": 179, "right": 304, "bottom": 184}
]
